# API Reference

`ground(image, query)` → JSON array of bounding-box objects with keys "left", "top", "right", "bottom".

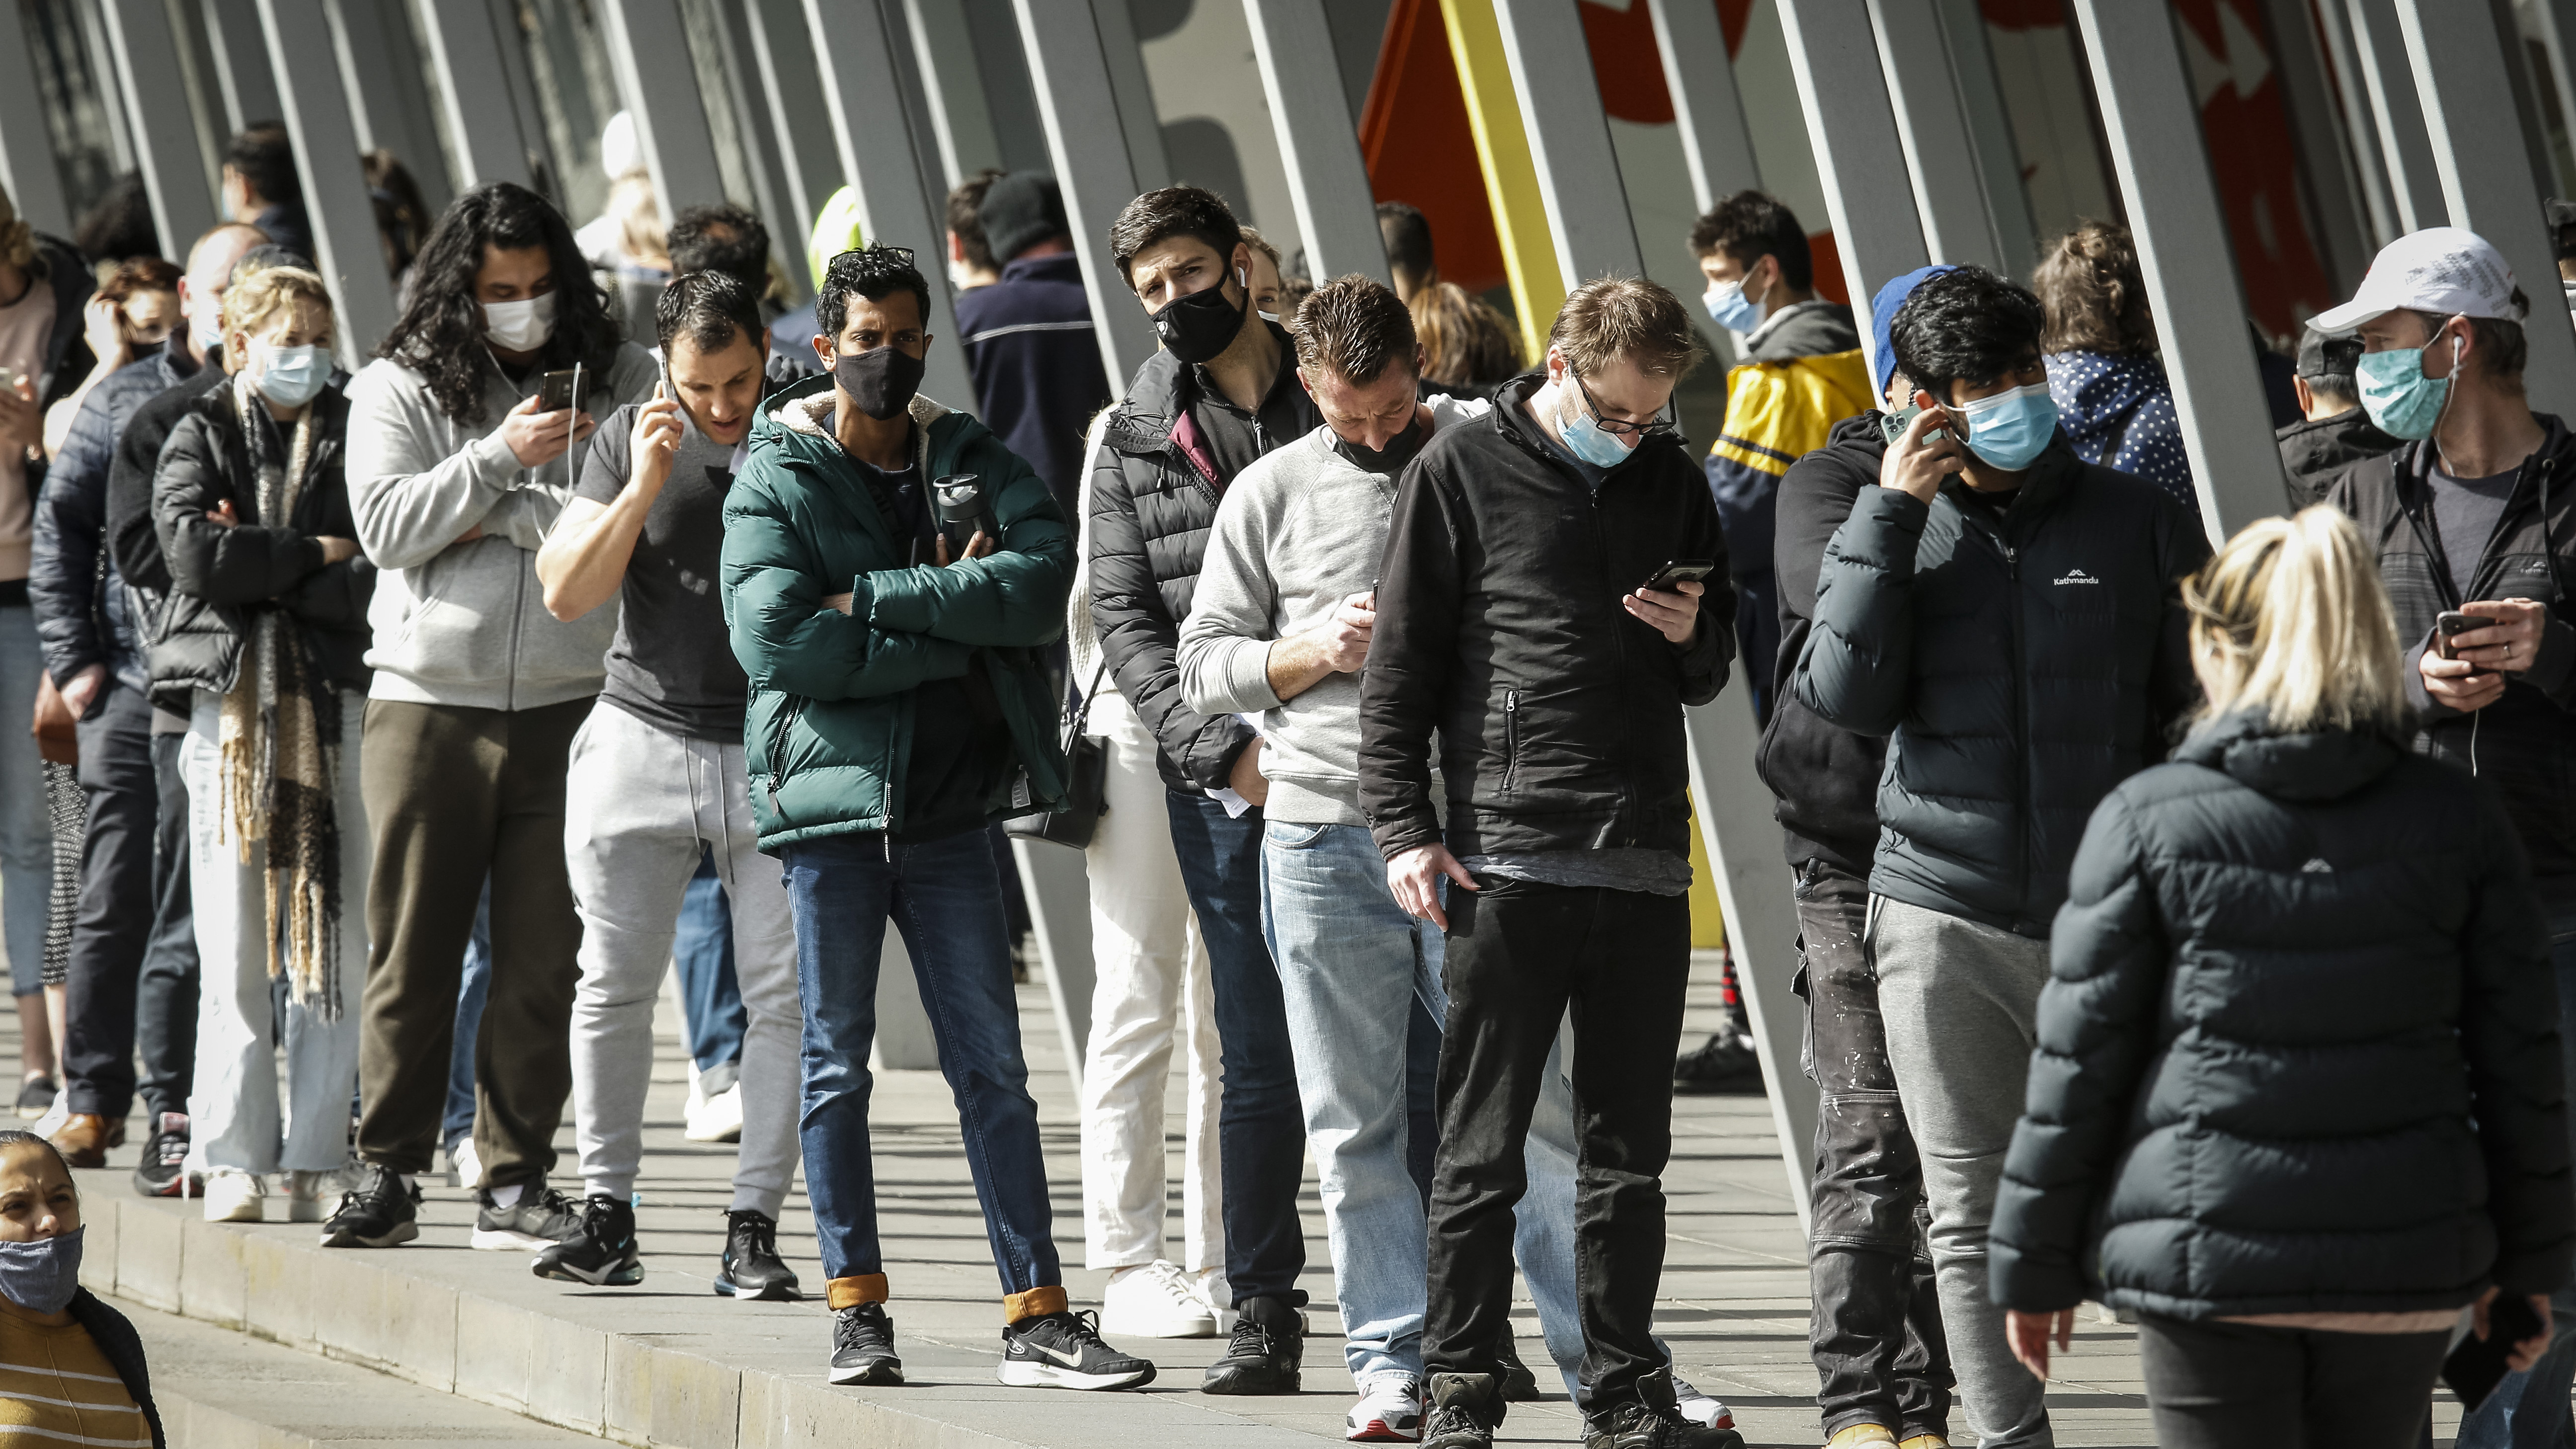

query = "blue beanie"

[{"left": 1870, "top": 264, "right": 1956, "bottom": 402}]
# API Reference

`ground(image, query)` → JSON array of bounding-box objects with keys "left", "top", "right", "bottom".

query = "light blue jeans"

[
  {"left": 0, "top": 606, "right": 49, "bottom": 998},
  {"left": 1262, "top": 819, "right": 1587, "bottom": 1383}
]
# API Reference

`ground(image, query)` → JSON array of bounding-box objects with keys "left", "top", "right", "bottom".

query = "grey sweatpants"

[
  {"left": 1866, "top": 894, "right": 2055, "bottom": 1449},
  {"left": 564, "top": 703, "right": 802, "bottom": 1216}
]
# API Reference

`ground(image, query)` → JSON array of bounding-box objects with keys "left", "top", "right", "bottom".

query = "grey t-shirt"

[
  {"left": 2430, "top": 463, "right": 2521, "bottom": 598},
  {"left": 575, "top": 404, "right": 749, "bottom": 742}
]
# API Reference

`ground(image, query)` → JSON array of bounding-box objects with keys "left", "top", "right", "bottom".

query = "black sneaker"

[
  {"left": 1201, "top": 1294, "right": 1302, "bottom": 1394},
  {"left": 319, "top": 1163, "right": 420, "bottom": 1248},
  {"left": 1497, "top": 1339, "right": 1540, "bottom": 1401},
  {"left": 1424, "top": 1371, "right": 1502, "bottom": 1449},
  {"left": 131, "top": 1113, "right": 191, "bottom": 1198},
  {"left": 1672, "top": 1034, "right": 1765, "bottom": 1095},
  {"left": 532, "top": 1195, "right": 643, "bottom": 1287},
  {"left": 14, "top": 1075, "right": 54, "bottom": 1120},
  {"left": 829, "top": 1302, "right": 903, "bottom": 1385},
  {"left": 714, "top": 1209, "right": 801, "bottom": 1301},
  {"left": 997, "top": 1308, "right": 1155, "bottom": 1390},
  {"left": 1582, "top": 1369, "right": 1745, "bottom": 1449},
  {"left": 473, "top": 1182, "right": 584, "bottom": 1251}
]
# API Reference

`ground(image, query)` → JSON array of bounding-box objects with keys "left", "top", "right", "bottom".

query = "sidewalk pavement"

[{"left": 23, "top": 952, "right": 2430, "bottom": 1447}]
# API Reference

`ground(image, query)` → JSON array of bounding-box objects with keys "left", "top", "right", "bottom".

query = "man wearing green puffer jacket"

[{"left": 721, "top": 244, "right": 1155, "bottom": 1392}]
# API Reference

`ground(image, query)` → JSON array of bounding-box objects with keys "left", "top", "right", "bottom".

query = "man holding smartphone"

[
  {"left": 1360, "top": 277, "right": 1738, "bottom": 1449},
  {"left": 2318, "top": 228, "right": 2576, "bottom": 1449}
]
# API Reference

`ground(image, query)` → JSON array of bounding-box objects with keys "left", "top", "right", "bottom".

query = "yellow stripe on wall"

[
  {"left": 1687, "top": 789, "right": 1724, "bottom": 949},
  {"left": 1436, "top": 0, "right": 1562, "bottom": 363}
]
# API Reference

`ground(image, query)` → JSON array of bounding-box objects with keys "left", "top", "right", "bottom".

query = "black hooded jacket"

[
  {"left": 1791, "top": 437, "right": 2208, "bottom": 936},
  {"left": 1990, "top": 713, "right": 2572, "bottom": 1320},
  {"left": 2326, "top": 416, "right": 2576, "bottom": 901},
  {"left": 2277, "top": 407, "right": 2397, "bottom": 509},
  {"left": 1087, "top": 324, "right": 1317, "bottom": 792},
  {"left": 1359, "top": 373, "right": 1734, "bottom": 861},
  {"left": 1759, "top": 410, "right": 1888, "bottom": 872}
]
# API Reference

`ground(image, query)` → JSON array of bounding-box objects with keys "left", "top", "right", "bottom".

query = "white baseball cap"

[{"left": 2310, "top": 226, "right": 2523, "bottom": 334}]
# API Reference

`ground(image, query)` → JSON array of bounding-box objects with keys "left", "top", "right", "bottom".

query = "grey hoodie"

[
  {"left": 1177, "top": 397, "right": 1483, "bottom": 824},
  {"left": 346, "top": 345, "right": 656, "bottom": 710}
]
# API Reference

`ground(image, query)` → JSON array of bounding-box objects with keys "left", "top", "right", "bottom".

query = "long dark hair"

[{"left": 375, "top": 182, "right": 621, "bottom": 426}]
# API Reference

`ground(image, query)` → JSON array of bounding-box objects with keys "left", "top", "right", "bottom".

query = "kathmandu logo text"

[{"left": 2054, "top": 568, "right": 2100, "bottom": 586}]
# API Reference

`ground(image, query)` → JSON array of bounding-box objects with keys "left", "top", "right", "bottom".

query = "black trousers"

[
  {"left": 135, "top": 726, "right": 198, "bottom": 1121},
  {"left": 1796, "top": 859, "right": 1953, "bottom": 1440},
  {"left": 1424, "top": 876, "right": 1691, "bottom": 1416},
  {"left": 63, "top": 683, "right": 156, "bottom": 1118},
  {"left": 2138, "top": 1314, "right": 2446, "bottom": 1449}
]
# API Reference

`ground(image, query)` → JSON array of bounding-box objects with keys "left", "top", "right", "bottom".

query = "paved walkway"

[{"left": 18, "top": 952, "right": 2470, "bottom": 1446}]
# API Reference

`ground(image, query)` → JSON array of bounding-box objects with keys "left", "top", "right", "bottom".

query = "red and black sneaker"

[{"left": 130, "top": 1113, "right": 192, "bottom": 1198}]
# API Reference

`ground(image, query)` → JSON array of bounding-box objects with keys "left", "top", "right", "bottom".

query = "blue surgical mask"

[
  {"left": 0, "top": 1227, "right": 83, "bottom": 1314},
  {"left": 2357, "top": 331, "right": 2460, "bottom": 441},
  {"left": 252, "top": 342, "right": 331, "bottom": 409},
  {"left": 1704, "top": 280, "right": 1764, "bottom": 334},
  {"left": 1556, "top": 383, "right": 1634, "bottom": 469},
  {"left": 1947, "top": 382, "right": 2058, "bottom": 471}
]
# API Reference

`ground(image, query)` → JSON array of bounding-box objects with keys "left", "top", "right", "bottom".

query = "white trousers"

[
  {"left": 1077, "top": 686, "right": 1223, "bottom": 1273},
  {"left": 182, "top": 690, "right": 369, "bottom": 1176}
]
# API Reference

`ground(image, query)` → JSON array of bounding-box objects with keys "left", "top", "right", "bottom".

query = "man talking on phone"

[
  {"left": 523, "top": 269, "right": 800, "bottom": 1299},
  {"left": 1359, "top": 277, "right": 1738, "bottom": 1449},
  {"left": 2319, "top": 228, "right": 2576, "bottom": 1449},
  {"left": 1794, "top": 266, "right": 2204, "bottom": 1449}
]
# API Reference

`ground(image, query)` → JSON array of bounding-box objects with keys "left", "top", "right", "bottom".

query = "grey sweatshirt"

[
  {"left": 1178, "top": 398, "right": 1484, "bottom": 824},
  {"left": 345, "top": 345, "right": 655, "bottom": 710}
]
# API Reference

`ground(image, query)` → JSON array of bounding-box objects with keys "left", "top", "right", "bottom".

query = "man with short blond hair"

[{"left": 1360, "top": 275, "right": 1740, "bottom": 1449}]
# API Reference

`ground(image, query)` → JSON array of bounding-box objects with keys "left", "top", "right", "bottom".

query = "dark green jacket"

[{"left": 721, "top": 377, "right": 1073, "bottom": 852}]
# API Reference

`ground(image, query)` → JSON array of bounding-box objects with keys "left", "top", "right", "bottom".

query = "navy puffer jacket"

[{"left": 1989, "top": 712, "right": 2574, "bottom": 1319}]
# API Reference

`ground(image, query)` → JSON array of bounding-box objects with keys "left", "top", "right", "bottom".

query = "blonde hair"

[
  {"left": 2185, "top": 506, "right": 2409, "bottom": 734},
  {"left": 221, "top": 265, "right": 335, "bottom": 343},
  {"left": 1411, "top": 281, "right": 1522, "bottom": 387}
]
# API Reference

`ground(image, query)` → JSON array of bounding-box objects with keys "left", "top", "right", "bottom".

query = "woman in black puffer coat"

[{"left": 1987, "top": 506, "right": 2573, "bottom": 1449}]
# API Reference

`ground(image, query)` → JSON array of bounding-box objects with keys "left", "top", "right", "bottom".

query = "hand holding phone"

[
  {"left": 1639, "top": 559, "right": 1717, "bottom": 594},
  {"left": 1878, "top": 398, "right": 1969, "bottom": 504},
  {"left": 2437, "top": 609, "right": 2497, "bottom": 664}
]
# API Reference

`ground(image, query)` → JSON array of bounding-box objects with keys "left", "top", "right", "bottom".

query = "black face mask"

[
  {"left": 834, "top": 343, "right": 924, "bottom": 420},
  {"left": 1332, "top": 412, "right": 1426, "bottom": 477},
  {"left": 1149, "top": 270, "right": 1248, "bottom": 365}
]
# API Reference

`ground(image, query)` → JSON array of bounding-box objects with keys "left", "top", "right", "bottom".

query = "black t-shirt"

[
  {"left": 845, "top": 449, "right": 1012, "bottom": 843},
  {"left": 576, "top": 404, "right": 750, "bottom": 741}
]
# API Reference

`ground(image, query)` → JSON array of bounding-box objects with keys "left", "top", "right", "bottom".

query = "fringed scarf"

[{"left": 218, "top": 375, "right": 347, "bottom": 1020}]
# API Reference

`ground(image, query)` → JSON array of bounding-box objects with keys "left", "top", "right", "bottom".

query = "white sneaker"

[
  {"left": 203, "top": 1169, "right": 264, "bottom": 1223},
  {"left": 1347, "top": 1370, "right": 1424, "bottom": 1442},
  {"left": 285, "top": 1168, "right": 345, "bottom": 1223},
  {"left": 1190, "top": 1266, "right": 1230, "bottom": 1319},
  {"left": 29, "top": 1094, "right": 68, "bottom": 1141},
  {"left": 1673, "top": 1373, "right": 1734, "bottom": 1429},
  {"left": 1098, "top": 1259, "right": 1218, "bottom": 1338},
  {"left": 683, "top": 1081, "right": 743, "bottom": 1143},
  {"left": 449, "top": 1135, "right": 483, "bottom": 1191}
]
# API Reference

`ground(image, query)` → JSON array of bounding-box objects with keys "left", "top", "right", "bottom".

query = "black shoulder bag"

[{"left": 1006, "top": 657, "right": 1111, "bottom": 850}]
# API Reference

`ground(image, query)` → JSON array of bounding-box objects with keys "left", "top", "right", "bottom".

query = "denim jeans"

[
  {"left": 784, "top": 827, "right": 1060, "bottom": 1300},
  {"left": 0, "top": 605, "right": 49, "bottom": 998},
  {"left": 2451, "top": 930, "right": 2576, "bottom": 1449},
  {"left": 672, "top": 850, "right": 747, "bottom": 1074},
  {"left": 1165, "top": 791, "right": 1307, "bottom": 1309},
  {"left": 136, "top": 728, "right": 198, "bottom": 1121},
  {"left": 440, "top": 882, "right": 492, "bottom": 1151}
]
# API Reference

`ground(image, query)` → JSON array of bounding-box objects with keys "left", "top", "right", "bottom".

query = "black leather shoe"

[
  {"left": 1673, "top": 1033, "right": 1765, "bottom": 1095},
  {"left": 714, "top": 1208, "right": 801, "bottom": 1300},
  {"left": 1201, "top": 1295, "right": 1303, "bottom": 1394}
]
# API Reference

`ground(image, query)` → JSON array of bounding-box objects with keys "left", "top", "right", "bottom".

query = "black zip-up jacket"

[
  {"left": 1792, "top": 437, "right": 2207, "bottom": 936},
  {"left": 1087, "top": 325, "right": 1316, "bottom": 791},
  {"left": 107, "top": 356, "right": 233, "bottom": 672},
  {"left": 2326, "top": 415, "right": 2576, "bottom": 897},
  {"left": 148, "top": 381, "right": 375, "bottom": 712},
  {"left": 2277, "top": 406, "right": 2397, "bottom": 508},
  {"left": 1359, "top": 372, "right": 1734, "bottom": 861},
  {"left": 1758, "top": 411, "right": 1888, "bottom": 872},
  {"left": 1990, "top": 712, "right": 2571, "bottom": 1319},
  {"left": 15, "top": 233, "right": 98, "bottom": 522}
]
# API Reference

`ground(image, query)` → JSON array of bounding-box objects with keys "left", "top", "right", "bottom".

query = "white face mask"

[{"left": 483, "top": 291, "right": 558, "bottom": 352}]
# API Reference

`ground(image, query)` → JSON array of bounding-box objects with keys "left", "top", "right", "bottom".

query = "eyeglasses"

[{"left": 1575, "top": 374, "right": 1678, "bottom": 439}]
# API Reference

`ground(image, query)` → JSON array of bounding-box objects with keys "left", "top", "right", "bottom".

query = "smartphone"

[
  {"left": 1878, "top": 401, "right": 1952, "bottom": 448},
  {"left": 0, "top": 364, "right": 23, "bottom": 395},
  {"left": 536, "top": 365, "right": 587, "bottom": 413},
  {"left": 1640, "top": 559, "right": 1718, "bottom": 593},
  {"left": 2445, "top": 1293, "right": 2547, "bottom": 1414},
  {"left": 2437, "top": 609, "right": 2496, "bottom": 662}
]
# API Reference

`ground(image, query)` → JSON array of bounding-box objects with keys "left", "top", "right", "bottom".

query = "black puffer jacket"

[
  {"left": 2326, "top": 417, "right": 2576, "bottom": 899},
  {"left": 1792, "top": 438, "right": 2207, "bottom": 936},
  {"left": 1990, "top": 712, "right": 2573, "bottom": 1318},
  {"left": 149, "top": 380, "right": 375, "bottom": 711},
  {"left": 1087, "top": 327, "right": 1316, "bottom": 791},
  {"left": 1359, "top": 373, "right": 1734, "bottom": 860},
  {"left": 2276, "top": 407, "right": 2396, "bottom": 509},
  {"left": 1758, "top": 411, "right": 1886, "bottom": 872}
]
